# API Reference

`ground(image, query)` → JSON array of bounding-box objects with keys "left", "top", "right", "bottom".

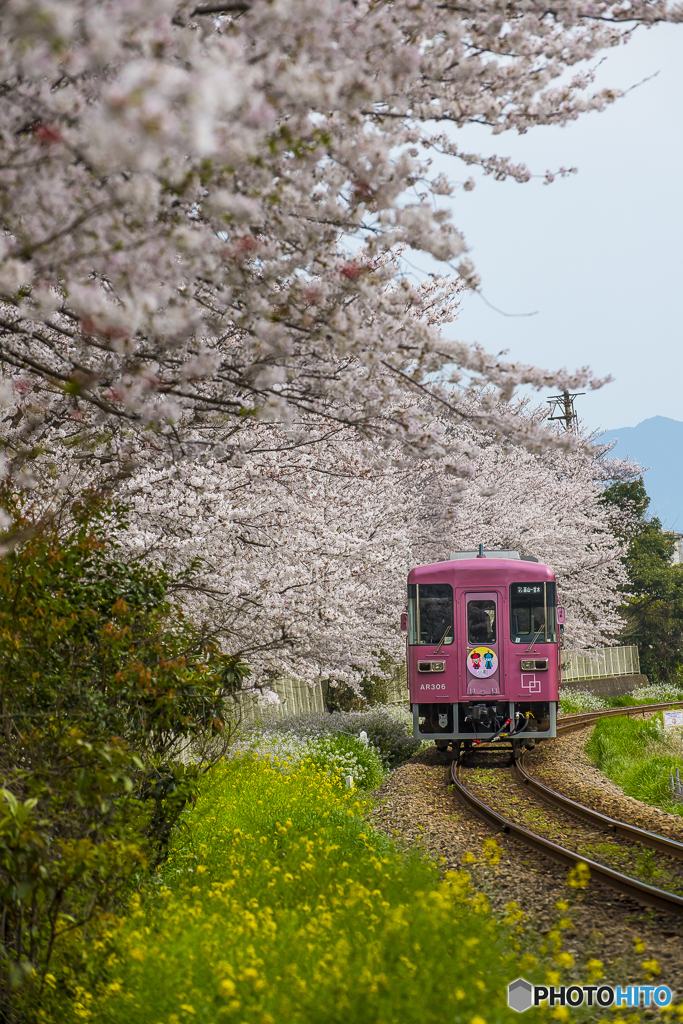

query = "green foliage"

[
  {"left": 321, "top": 679, "right": 364, "bottom": 712},
  {"left": 306, "top": 732, "right": 385, "bottom": 789},
  {"left": 357, "top": 650, "right": 396, "bottom": 706},
  {"left": 559, "top": 688, "right": 607, "bottom": 713},
  {"left": 601, "top": 478, "right": 683, "bottom": 682},
  {"left": 324, "top": 652, "right": 402, "bottom": 711},
  {"left": 358, "top": 670, "right": 390, "bottom": 706},
  {"left": 33, "top": 755, "right": 552, "bottom": 1024},
  {"left": 604, "top": 695, "right": 647, "bottom": 708},
  {"left": 0, "top": 494, "right": 248, "bottom": 1016},
  {"left": 561, "top": 683, "right": 683, "bottom": 712},
  {"left": 585, "top": 712, "right": 683, "bottom": 817}
]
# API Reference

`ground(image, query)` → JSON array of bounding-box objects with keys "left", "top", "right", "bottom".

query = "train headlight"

[
  {"left": 520, "top": 659, "right": 548, "bottom": 671},
  {"left": 417, "top": 661, "right": 445, "bottom": 673}
]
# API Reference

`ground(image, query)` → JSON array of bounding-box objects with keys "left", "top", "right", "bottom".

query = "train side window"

[
  {"left": 467, "top": 600, "right": 496, "bottom": 645},
  {"left": 510, "top": 582, "right": 557, "bottom": 643},
  {"left": 407, "top": 583, "right": 454, "bottom": 645}
]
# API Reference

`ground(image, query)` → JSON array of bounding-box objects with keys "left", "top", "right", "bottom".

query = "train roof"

[{"left": 408, "top": 557, "right": 555, "bottom": 586}]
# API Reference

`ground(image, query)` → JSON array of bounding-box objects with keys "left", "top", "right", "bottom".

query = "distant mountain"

[{"left": 599, "top": 416, "right": 683, "bottom": 531}]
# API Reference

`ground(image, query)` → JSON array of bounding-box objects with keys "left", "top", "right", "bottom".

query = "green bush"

[
  {"left": 586, "top": 713, "right": 683, "bottom": 816},
  {"left": 255, "top": 705, "right": 426, "bottom": 770},
  {"left": 34, "top": 755, "right": 553, "bottom": 1024},
  {"left": 631, "top": 683, "right": 683, "bottom": 703},
  {"left": 0, "top": 495, "right": 248, "bottom": 1015},
  {"left": 306, "top": 732, "right": 385, "bottom": 788},
  {"left": 604, "top": 696, "right": 643, "bottom": 708},
  {"left": 559, "top": 689, "right": 607, "bottom": 713}
]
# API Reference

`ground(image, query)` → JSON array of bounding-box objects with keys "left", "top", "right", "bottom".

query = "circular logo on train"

[{"left": 467, "top": 646, "right": 498, "bottom": 677}]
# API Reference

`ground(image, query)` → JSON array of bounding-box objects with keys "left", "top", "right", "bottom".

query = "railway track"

[{"left": 450, "top": 701, "right": 683, "bottom": 916}]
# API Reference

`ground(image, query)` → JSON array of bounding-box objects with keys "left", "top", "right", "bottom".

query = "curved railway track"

[{"left": 450, "top": 701, "right": 683, "bottom": 916}]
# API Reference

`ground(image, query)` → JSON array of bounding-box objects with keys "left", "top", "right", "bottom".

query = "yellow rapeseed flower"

[
  {"left": 641, "top": 958, "right": 661, "bottom": 978},
  {"left": 551, "top": 1007, "right": 570, "bottom": 1021},
  {"left": 482, "top": 838, "right": 500, "bottom": 866},
  {"left": 567, "top": 862, "right": 590, "bottom": 889}
]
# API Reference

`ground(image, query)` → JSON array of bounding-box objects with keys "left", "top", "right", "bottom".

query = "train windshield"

[
  {"left": 510, "top": 582, "right": 557, "bottom": 643},
  {"left": 407, "top": 583, "right": 454, "bottom": 646},
  {"left": 467, "top": 600, "right": 496, "bottom": 644}
]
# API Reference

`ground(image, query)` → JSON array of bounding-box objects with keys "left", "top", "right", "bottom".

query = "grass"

[
  {"left": 585, "top": 712, "right": 683, "bottom": 817},
  {"left": 560, "top": 682, "right": 683, "bottom": 715},
  {"left": 31, "top": 754, "right": 574, "bottom": 1024}
]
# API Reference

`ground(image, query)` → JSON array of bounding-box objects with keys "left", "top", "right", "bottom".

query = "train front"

[{"left": 405, "top": 552, "right": 560, "bottom": 754}]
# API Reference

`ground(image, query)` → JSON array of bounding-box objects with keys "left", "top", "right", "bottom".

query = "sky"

[{"left": 407, "top": 23, "right": 683, "bottom": 435}]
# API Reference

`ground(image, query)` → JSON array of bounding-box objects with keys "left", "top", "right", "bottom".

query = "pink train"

[{"left": 402, "top": 547, "right": 564, "bottom": 757}]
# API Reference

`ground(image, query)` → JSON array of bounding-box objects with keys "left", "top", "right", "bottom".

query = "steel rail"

[
  {"left": 513, "top": 757, "right": 683, "bottom": 861},
  {"left": 450, "top": 759, "right": 683, "bottom": 916}
]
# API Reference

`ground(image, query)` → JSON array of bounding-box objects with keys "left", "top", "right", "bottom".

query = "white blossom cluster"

[
  {"left": 241, "top": 705, "right": 425, "bottom": 768},
  {"left": 229, "top": 704, "right": 424, "bottom": 779},
  {"left": 558, "top": 688, "right": 608, "bottom": 713},
  {"left": 2, "top": 0, "right": 679, "bottom": 474},
  {"left": 225, "top": 731, "right": 385, "bottom": 789},
  {"left": 114, "top": 423, "right": 414, "bottom": 687},
  {"left": 631, "top": 683, "right": 683, "bottom": 704}
]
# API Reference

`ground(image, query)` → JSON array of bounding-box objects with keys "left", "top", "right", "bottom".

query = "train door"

[{"left": 458, "top": 591, "right": 503, "bottom": 697}]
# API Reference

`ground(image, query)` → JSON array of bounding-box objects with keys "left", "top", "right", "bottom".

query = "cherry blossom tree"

[
  {"left": 14, "top": 397, "right": 638, "bottom": 688},
  {"left": 412, "top": 410, "right": 638, "bottom": 649},
  {"left": 1, "top": 0, "right": 671, "bottom": 687},
  {"left": 110, "top": 423, "right": 416, "bottom": 690},
  {"left": 2, "top": 0, "right": 678, "bottom": 481}
]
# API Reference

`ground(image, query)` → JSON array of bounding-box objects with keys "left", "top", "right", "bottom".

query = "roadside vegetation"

[
  {"left": 559, "top": 683, "right": 683, "bottom": 715},
  {"left": 0, "top": 500, "right": 543, "bottom": 1024},
  {"left": 230, "top": 706, "right": 426, "bottom": 777},
  {"left": 0, "top": 496, "right": 248, "bottom": 1020},
  {"left": 29, "top": 753, "right": 617, "bottom": 1024},
  {"left": 585, "top": 713, "right": 683, "bottom": 818}
]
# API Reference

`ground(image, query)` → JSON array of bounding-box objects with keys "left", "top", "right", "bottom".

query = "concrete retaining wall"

[{"left": 560, "top": 674, "right": 648, "bottom": 698}]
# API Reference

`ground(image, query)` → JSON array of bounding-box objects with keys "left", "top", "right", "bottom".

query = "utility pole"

[{"left": 546, "top": 390, "right": 584, "bottom": 432}]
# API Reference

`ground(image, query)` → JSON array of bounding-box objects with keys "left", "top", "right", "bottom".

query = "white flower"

[{"left": 0, "top": 259, "right": 32, "bottom": 294}]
